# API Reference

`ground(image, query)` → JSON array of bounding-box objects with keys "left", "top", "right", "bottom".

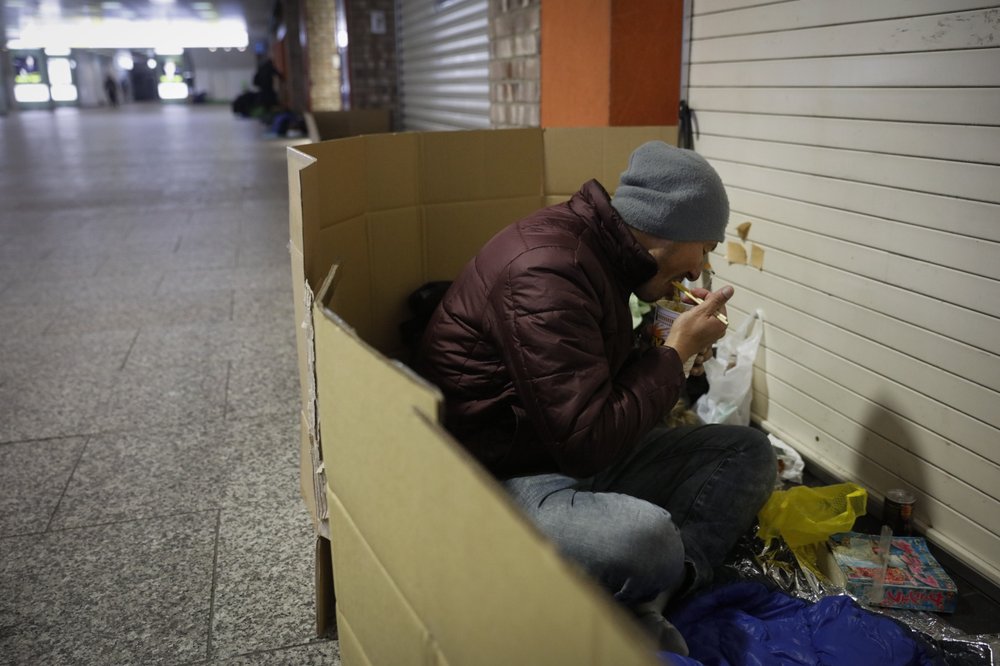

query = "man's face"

[{"left": 633, "top": 237, "right": 717, "bottom": 303}]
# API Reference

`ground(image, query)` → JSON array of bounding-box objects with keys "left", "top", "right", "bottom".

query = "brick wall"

[
  {"left": 489, "top": 0, "right": 541, "bottom": 128},
  {"left": 345, "top": 0, "right": 398, "bottom": 118},
  {"left": 304, "top": 0, "right": 342, "bottom": 111}
]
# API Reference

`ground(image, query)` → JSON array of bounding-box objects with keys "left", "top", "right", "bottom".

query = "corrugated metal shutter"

[
  {"left": 686, "top": 0, "right": 1000, "bottom": 583},
  {"left": 397, "top": 0, "right": 491, "bottom": 130}
]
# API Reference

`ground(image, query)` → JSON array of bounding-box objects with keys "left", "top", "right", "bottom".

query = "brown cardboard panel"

[
  {"left": 293, "top": 127, "right": 675, "bottom": 660},
  {"left": 311, "top": 137, "right": 368, "bottom": 230},
  {"left": 313, "top": 217, "right": 373, "bottom": 340},
  {"left": 315, "top": 536, "right": 335, "bottom": 638},
  {"left": 419, "top": 130, "right": 543, "bottom": 204},
  {"left": 287, "top": 147, "right": 317, "bottom": 252},
  {"left": 601, "top": 126, "right": 678, "bottom": 193},
  {"left": 313, "top": 309, "right": 656, "bottom": 664},
  {"left": 422, "top": 197, "right": 543, "bottom": 282},
  {"left": 336, "top": 610, "right": 372, "bottom": 666},
  {"left": 314, "top": 306, "right": 441, "bottom": 473},
  {"left": 595, "top": 611, "right": 667, "bottom": 666},
  {"left": 480, "top": 129, "right": 545, "bottom": 200},
  {"left": 328, "top": 489, "right": 437, "bottom": 666},
  {"left": 544, "top": 194, "right": 571, "bottom": 207},
  {"left": 542, "top": 128, "right": 607, "bottom": 197},
  {"left": 364, "top": 133, "right": 421, "bottom": 212},
  {"left": 289, "top": 244, "right": 313, "bottom": 428},
  {"left": 419, "top": 131, "right": 491, "bottom": 204},
  {"left": 306, "top": 109, "right": 391, "bottom": 143},
  {"left": 366, "top": 207, "right": 425, "bottom": 356}
]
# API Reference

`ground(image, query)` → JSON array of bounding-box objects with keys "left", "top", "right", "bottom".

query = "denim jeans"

[{"left": 503, "top": 425, "right": 776, "bottom": 606}]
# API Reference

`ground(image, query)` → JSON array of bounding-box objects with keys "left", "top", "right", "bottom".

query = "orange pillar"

[{"left": 541, "top": 0, "right": 683, "bottom": 127}]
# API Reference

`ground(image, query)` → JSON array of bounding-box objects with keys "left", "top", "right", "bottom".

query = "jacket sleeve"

[{"left": 488, "top": 246, "right": 685, "bottom": 478}]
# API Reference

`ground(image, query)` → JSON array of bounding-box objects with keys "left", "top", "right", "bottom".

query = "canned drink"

[{"left": 883, "top": 488, "right": 916, "bottom": 536}]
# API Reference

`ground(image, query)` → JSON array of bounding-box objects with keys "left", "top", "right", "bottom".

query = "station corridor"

[{"left": 0, "top": 105, "right": 340, "bottom": 665}]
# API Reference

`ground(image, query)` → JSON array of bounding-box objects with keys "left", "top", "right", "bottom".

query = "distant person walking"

[{"left": 104, "top": 75, "right": 118, "bottom": 107}]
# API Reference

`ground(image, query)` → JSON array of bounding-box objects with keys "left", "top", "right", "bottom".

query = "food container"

[{"left": 652, "top": 299, "right": 696, "bottom": 376}]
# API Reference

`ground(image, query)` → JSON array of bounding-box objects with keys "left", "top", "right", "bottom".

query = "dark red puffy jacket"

[{"left": 417, "top": 180, "right": 685, "bottom": 479}]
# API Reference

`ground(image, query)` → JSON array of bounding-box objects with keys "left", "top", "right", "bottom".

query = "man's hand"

[
  {"left": 663, "top": 285, "right": 733, "bottom": 364},
  {"left": 689, "top": 346, "right": 714, "bottom": 377}
]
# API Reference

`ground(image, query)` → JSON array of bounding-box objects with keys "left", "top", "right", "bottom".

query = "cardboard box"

[
  {"left": 287, "top": 126, "right": 676, "bottom": 661},
  {"left": 821, "top": 532, "right": 958, "bottom": 613},
  {"left": 304, "top": 109, "right": 392, "bottom": 143}
]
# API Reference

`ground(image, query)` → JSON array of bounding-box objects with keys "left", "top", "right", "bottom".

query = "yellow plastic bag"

[
  {"left": 758, "top": 482, "right": 867, "bottom": 547},
  {"left": 757, "top": 483, "right": 867, "bottom": 574}
]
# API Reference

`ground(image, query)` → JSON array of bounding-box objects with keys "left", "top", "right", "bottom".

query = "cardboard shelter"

[
  {"left": 287, "top": 126, "right": 677, "bottom": 664},
  {"left": 304, "top": 109, "right": 393, "bottom": 143}
]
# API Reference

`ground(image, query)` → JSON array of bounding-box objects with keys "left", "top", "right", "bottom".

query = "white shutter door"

[
  {"left": 687, "top": 0, "right": 1000, "bottom": 584},
  {"left": 398, "top": 0, "right": 490, "bottom": 130}
]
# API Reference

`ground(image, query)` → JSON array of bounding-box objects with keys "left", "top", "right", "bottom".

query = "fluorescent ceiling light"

[
  {"left": 158, "top": 82, "right": 188, "bottom": 100},
  {"left": 51, "top": 84, "right": 78, "bottom": 102},
  {"left": 14, "top": 83, "right": 51, "bottom": 103},
  {"left": 8, "top": 18, "right": 248, "bottom": 49}
]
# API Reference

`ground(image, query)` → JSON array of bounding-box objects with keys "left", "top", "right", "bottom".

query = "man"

[{"left": 417, "top": 141, "right": 776, "bottom": 654}]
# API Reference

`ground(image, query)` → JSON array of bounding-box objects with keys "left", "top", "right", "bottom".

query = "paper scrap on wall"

[
  {"left": 750, "top": 244, "right": 765, "bottom": 270},
  {"left": 727, "top": 241, "right": 747, "bottom": 265},
  {"left": 737, "top": 221, "right": 752, "bottom": 241}
]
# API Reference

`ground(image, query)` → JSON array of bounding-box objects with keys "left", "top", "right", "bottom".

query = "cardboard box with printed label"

[{"left": 287, "top": 126, "right": 677, "bottom": 664}]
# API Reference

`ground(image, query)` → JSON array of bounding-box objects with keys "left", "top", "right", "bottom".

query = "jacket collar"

[{"left": 570, "top": 179, "right": 658, "bottom": 293}]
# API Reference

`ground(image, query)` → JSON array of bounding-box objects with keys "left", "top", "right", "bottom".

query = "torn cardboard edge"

[{"left": 302, "top": 280, "right": 330, "bottom": 538}]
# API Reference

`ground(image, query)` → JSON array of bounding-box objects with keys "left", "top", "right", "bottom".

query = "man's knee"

[
  {"left": 729, "top": 426, "right": 777, "bottom": 507},
  {"left": 595, "top": 505, "right": 685, "bottom": 602}
]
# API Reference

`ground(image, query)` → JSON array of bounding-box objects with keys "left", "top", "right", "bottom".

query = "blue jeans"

[{"left": 503, "top": 425, "right": 776, "bottom": 606}]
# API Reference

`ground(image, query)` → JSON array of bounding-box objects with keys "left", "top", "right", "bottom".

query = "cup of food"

[{"left": 652, "top": 299, "right": 697, "bottom": 376}]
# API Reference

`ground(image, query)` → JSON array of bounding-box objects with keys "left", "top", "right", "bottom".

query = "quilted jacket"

[{"left": 416, "top": 180, "right": 685, "bottom": 479}]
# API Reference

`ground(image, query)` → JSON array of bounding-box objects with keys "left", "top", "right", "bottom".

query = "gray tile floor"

[{"left": 0, "top": 105, "right": 340, "bottom": 666}]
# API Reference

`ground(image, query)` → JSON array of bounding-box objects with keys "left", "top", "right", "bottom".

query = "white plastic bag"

[
  {"left": 695, "top": 309, "right": 763, "bottom": 426},
  {"left": 769, "top": 433, "right": 804, "bottom": 486}
]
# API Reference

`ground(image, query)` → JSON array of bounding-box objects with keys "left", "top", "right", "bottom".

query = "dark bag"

[{"left": 399, "top": 281, "right": 452, "bottom": 363}]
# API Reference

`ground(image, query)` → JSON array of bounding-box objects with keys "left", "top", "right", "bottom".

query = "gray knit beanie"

[{"left": 611, "top": 141, "right": 729, "bottom": 242}]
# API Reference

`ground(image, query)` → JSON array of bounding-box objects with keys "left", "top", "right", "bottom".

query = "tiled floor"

[{"left": 0, "top": 105, "right": 339, "bottom": 665}]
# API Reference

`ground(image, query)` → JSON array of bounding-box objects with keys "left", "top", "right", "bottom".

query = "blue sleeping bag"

[{"left": 662, "top": 582, "right": 939, "bottom": 666}]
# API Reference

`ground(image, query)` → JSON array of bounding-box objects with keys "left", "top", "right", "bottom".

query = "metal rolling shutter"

[
  {"left": 397, "top": 0, "right": 490, "bottom": 130},
  {"left": 685, "top": 0, "right": 1000, "bottom": 584}
]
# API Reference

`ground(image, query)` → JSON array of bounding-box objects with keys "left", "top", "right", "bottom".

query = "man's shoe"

[{"left": 634, "top": 610, "right": 689, "bottom": 656}]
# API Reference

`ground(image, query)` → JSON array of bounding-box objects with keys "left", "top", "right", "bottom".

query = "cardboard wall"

[
  {"left": 288, "top": 126, "right": 677, "bottom": 661},
  {"left": 305, "top": 109, "right": 393, "bottom": 143}
]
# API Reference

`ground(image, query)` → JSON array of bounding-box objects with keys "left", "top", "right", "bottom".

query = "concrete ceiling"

[{"left": 2, "top": 0, "right": 276, "bottom": 46}]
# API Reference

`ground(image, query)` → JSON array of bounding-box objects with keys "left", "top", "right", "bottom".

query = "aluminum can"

[{"left": 883, "top": 488, "right": 916, "bottom": 536}]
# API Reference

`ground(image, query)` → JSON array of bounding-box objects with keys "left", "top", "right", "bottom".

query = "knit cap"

[{"left": 611, "top": 141, "right": 729, "bottom": 242}]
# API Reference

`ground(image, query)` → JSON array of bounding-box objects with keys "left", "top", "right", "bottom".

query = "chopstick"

[{"left": 671, "top": 281, "right": 729, "bottom": 326}]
